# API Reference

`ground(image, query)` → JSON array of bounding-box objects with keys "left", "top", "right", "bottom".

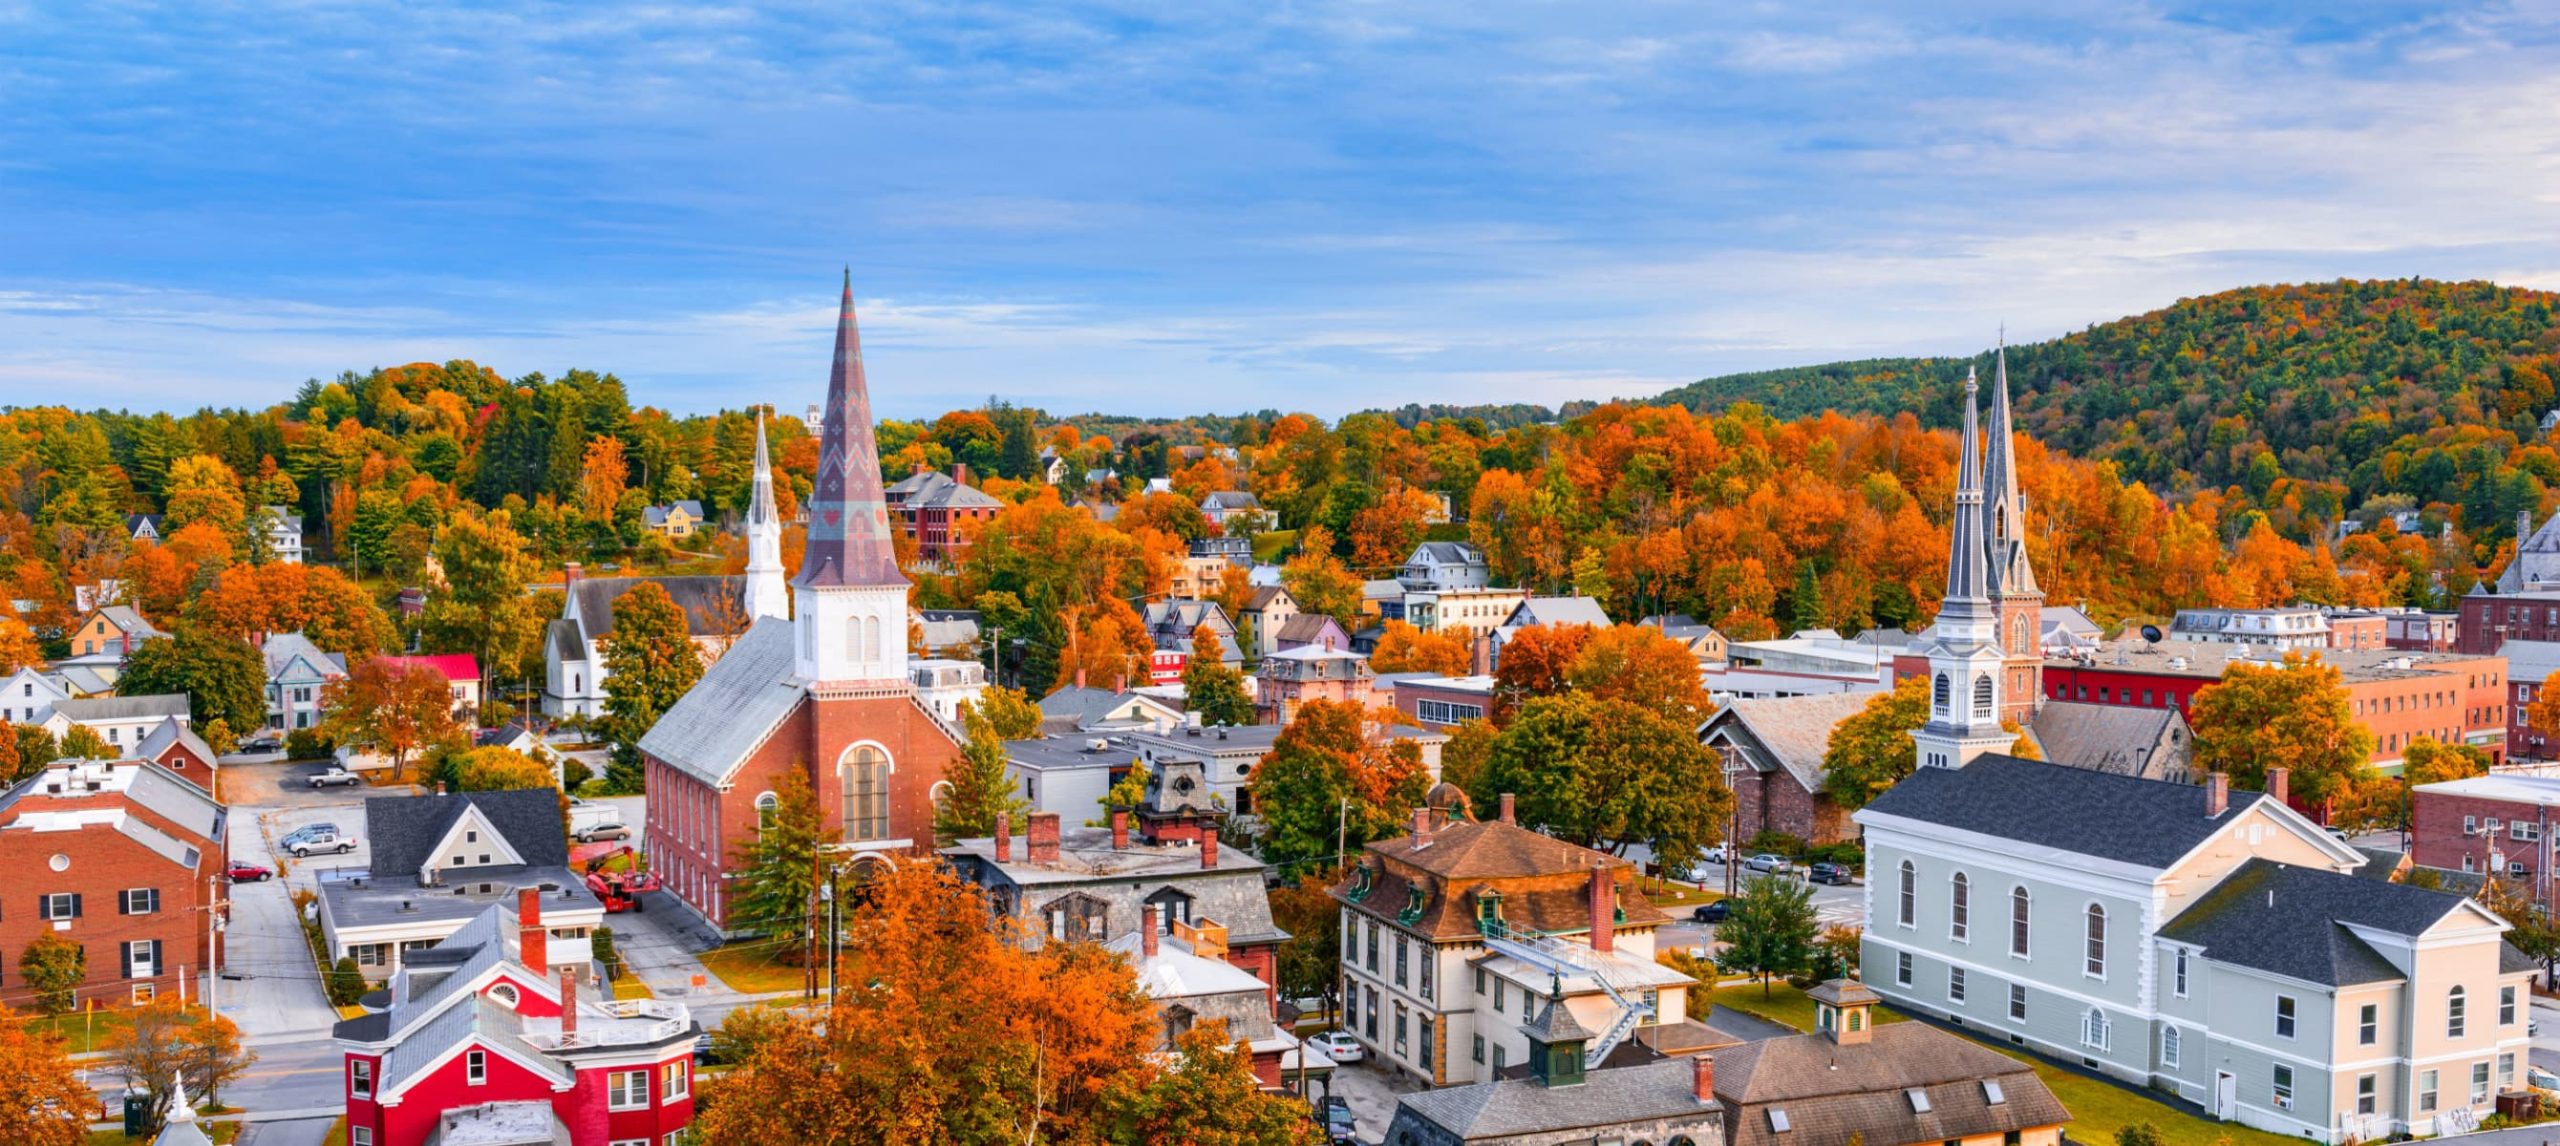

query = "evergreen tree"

[
  {"left": 1789, "top": 560, "right": 1825, "bottom": 634},
  {"left": 598, "top": 581, "right": 703, "bottom": 792},
  {"left": 726, "top": 769, "right": 836, "bottom": 957},
  {"left": 1179, "top": 625, "right": 1254, "bottom": 726},
  {"left": 1717, "top": 873, "right": 1818, "bottom": 995}
]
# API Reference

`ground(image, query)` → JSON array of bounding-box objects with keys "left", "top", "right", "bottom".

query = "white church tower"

[
  {"left": 790, "top": 272, "right": 913, "bottom": 690},
  {"left": 741, "top": 411, "right": 791, "bottom": 622},
  {"left": 1913, "top": 367, "right": 2014, "bottom": 770}
]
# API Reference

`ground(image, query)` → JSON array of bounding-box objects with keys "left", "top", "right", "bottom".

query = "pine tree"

[
  {"left": 1789, "top": 560, "right": 1825, "bottom": 634},
  {"left": 727, "top": 769, "right": 836, "bottom": 958}
]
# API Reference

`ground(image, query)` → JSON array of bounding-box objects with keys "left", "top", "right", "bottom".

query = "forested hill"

[{"left": 1656, "top": 280, "right": 2560, "bottom": 517}]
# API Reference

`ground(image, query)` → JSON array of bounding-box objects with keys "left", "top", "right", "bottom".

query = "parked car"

[
  {"left": 577, "top": 822, "right": 632, "bottom": 843},
  {"left": 289, "top": 828, "right": 357, "bottom": 857},
  {"left": 1306, "top": 1029, "right": 1364, "bottom": 1064},
  {"left": 1316, "top": 1095, "right": 1356, "bottom": 1144},
  {"left": 1692, "top": 900, "right": 1730, "bottom": 923},
  {"left": 235, "top": 734, "right": 282, "bottom": 754},
  {"left": 692, "top": 1033, "right": 720, "bottom": 1065},
  {"left": 226, "top": 861, "right": 273, "bottom": 882},
  {"left": 308, "top": 767, "right": 363, "bottom": 789},
  {"left": 1808, "top": 862, "right": 1855, "bottom": 885},
  {"left": 1745, "top": 853, "right": 1788, "bottom": 873},
  {"left": 281, "top": 823, "right": 340, "bottom": 849},
  {"left": 2530, "top": 1064, "right": 2560, "bottom": 1093},
  {"left": 1699, "top": 844, "right": 1730, "bottom": 865}
]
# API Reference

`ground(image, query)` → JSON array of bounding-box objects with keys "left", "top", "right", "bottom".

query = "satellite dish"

[{"left": 2140, "top": 624, "right": 2164, "bottom": 644}]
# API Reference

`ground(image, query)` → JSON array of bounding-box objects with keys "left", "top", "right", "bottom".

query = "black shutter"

[
  {"left": 36, "top": 896, "right": 47, "bottom": 921},
  {"left": 70, "top": 893, "right": 82, "bottom": 919},
  {"left": 148, "top": 888, "right": 159, "bottom": 913},
  {"left": 119, "top": 942, "right": 131, "bottom": 978},
  {"left": 117, "top": 890, "right": 131, "bottom": 915},
  {"left": 150, "top": 940, "right": 163, "bottom": 974}
]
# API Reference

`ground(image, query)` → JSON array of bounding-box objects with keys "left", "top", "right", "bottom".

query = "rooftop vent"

[
  {"left": 1907, "top": 1089, "right": 1931, "bottom": 1113},
  {"left": 1984, "top": 1080, "right": 2006, "bottom": 1105},
  {"left": 398, "top": 899, "right": 417, "bottom": 913}
]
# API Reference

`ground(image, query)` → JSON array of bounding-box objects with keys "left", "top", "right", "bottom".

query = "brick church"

[{"left": 637, "top": 274, "right": 964, "bottom": 933}]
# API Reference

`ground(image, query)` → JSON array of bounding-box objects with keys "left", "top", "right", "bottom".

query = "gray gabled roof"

[
  {"left": 136, "top": 717, "right": 217, "bottom": 767},
  {"left": 2161, "top": 859, "right": 2492, "bottom": 986},
  {"left": 1395, "top": 1055, "right": 1718, "bottom": 1140},
  {"left": 634, "top": 617, "right": 803, "bottom": 786},
  {"left": 261, "top": 632, "right": 346, "bottom": 682},
  {"left": 565, "top": 576, "right": 742, "bottom": 641},
  {"left": 54, "top": 693, "right": 191, "bottom": 722},
  {"left": 1508, "top": 596, "right": 1610, "bottom": 630},
  {"left": 367, "top": 789, "right": 569, "bottom": 880},
  {"left": 1407, "top": 540, "right": 1482, "bottom": 566},
  {"left": 1702, "top": 693, "right": 1876, "bottom": 793},
  {"left": 1858, "top": 754, "right": 2263, "bottom": 869},
  {"left": 2026, "top": 701, "right": 2187, "bottom": 780}
]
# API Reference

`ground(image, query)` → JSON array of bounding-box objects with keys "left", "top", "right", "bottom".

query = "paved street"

[{"left": 218, "top": 758, "right": 384, "bottom": 1043}]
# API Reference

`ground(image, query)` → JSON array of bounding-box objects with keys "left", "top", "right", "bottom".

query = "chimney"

[
  {"left": 558, "top": 967, "right": 578, "bottom": 1037},
  {"left": 436, "top": 782, "right": 447, "bottom": 797},
  {"left": 1027, "top": 812, "right": 1061, "bottom": 865},
  {"left": 2205, "top": 772, "right": 2229, "bottom": 817},
  {"left": 1143, "top": 905, "right": 1160, "bottom": 959},
  {"left": 1114, "top": 674, "right": 1127, "bottom": 693},
  {"left": 1200, "top": 828, "right": 1219, "bottom": 869},
  {"left": 1413, "top": 806, "right": 1433, "bottom": 840},
  {"left": 1472, "top": 634, "right": 1493, "bottom": 676},
  {"left": 2265, "top": 767, "right": 2289, "bottom": 806},
  {"left": 1588, "top": 867, "right": 1615, "bottom": 954},
  {"left": 516, "top": 887, "right": 547, "bottom": 972},
  {"left": 2524, "top": 510, "right": 2535, "bottom": 543},
  {"left": 953, "top": 463, "right": 970, "bottom": 488},
  {"left": 994, "top": 813, "right": 1012, "bottom": 863},
  {"left": 1498, "top": 793, "right": 1516, "bottom": 825},
  {"left": 563, "top": 562, "right": 581, "bottom": 592},
  {"left": 1076, "top": 667, "right": 1088, "bottom": 690},
  {"left": 1111, "top": 810, "right": 1130, "bottom": 851},
  {"left": 1693, "top": 1054, "right": 1715, "bottom": 1103}
]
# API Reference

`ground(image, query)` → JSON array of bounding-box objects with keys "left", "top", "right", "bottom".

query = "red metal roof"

[{"left": 382, "top": 653, "right": 481, "bottom": 682}]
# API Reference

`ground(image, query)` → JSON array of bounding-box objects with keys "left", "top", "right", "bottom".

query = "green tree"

[
  {"left": 1475, "top": 693, "right": 1734, "bottom": 874},
  {"left": 327, "top": 957, "right": 368, "bottom": 1007},
  {"left": 420, "top": 509, "right": 545, "bottom": 691},
  {"left": 14, "top": 724, "right": 59, "bottom": 778},
  {"left": 114, "top": 625, "right": 267, "bottom": 737},
  {"left": 1097, "top": 1021, "right": 1322, "bottom": 1145},
  {"left": 934, "top": 689, "right": 1035, "bottom": 845},
  {"left": 2189, "top": 652, "right": 2377, "bottom": 808},
  {"left": 1789, "top": 560, "right": 1825, "bottom": 633},
  {"left": 598, "top": 581, "right": 703, "bottom": 791},
  {"left": 18, "top": 936, "right": 83, "bottom": 1015},
  {"left": 2477, "top": 877, "right": 2560, "bottom": 988},
  {"left": 58, "top": 725, "right": 109, "bottom": 761},
  {"left": 1250, "top": 700, "right": 1429, "bottom": 876},
  {"left": 1436, "top": 718, "right": 1499, "bottom": 799},
  {"left": 1717, "top": 873, "right": 1818, "bottom": 996},
  {"left": 726, "top": 769, "right": 837, "bottom": 958},
  {"left": 1181, "top": 625, "right": 1254, "bottom": 726},
  {"left": 2115, "top": 1124, "right": 2165, "bottom": 1146},
  {"left": 1819, "top": 674, "right": 1929, "bottom": 811}
]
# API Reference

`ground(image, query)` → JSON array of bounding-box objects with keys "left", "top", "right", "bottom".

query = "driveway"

[
  {"left": 1323, "top": 1058, "right": 1427, "bottom": 1144},
  {"left": 219, "top": 769, "right": 380, "bottom": 1042}
]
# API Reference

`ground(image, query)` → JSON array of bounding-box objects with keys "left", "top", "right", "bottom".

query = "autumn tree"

[
  {"left": 420, "top": 509, "right": 547, "bottom": 690},
  {"left": 2189, "top": 652, "right": 2377, "bottom": 808},
  {"left": 1475, "top": 693, "right": 1734, "bottom": 873},
  {"left": 1820, "top": 674, "right": 1929, "bottom": 811},
  {"left": 2478, "top": 876, "right": 2560, "bottom": 986},
  {"left": 1436, "top": 718, "right": 1499, "bottom": 798},
  {"left": 58, "top": 724, "right": 110, "bottom": 761},
  {"left": 726, "top": 769, "right": 836, "bottom": 958},
  {"left": 454, "top": 747, "right": 555, "bottom": 792},
  {"left": 320, "top": 657, "right": 460, "bottom": 780},
  {"left": 581, "top": 436, "right": 629, "bottom": 525},
  {"left": 1095, "top": 1022, "right": 1321, "bottom": 1146},
  {"left": 189, "top": 562, "right": 395, "bottom": 657},
  {"left": 1569, "top": 623, "right": 1713, "bottom": 728},
  {"left": 0, "top": 1006, "right": 90, "bottom": 1146},
  {"left": 17, "top": 936, "right": 83, "bottom": 1015},
  {"left": 1251, "top": 700, "right": 1431, "bottom": 875},
  {"left": 1368, "top": 619, "right": 1472, "bottom": 676},
  {"left": 114, "top": 624, "right": 266, "bottom": 737},
  {"left": 935, "top": 686, "right": 1037, "bottom": 844},
  {"left": 103, "top": 993, "right": 255, "bottom": 1137},
  {"left": 599, "top": 580, "right": 703, "bottom": 791},
  {"left": 1180, "top": 625, "right": 1254, "bottom": 726},
  {"left": 162, "top": 453, "right": 248, "bottom": 539},
  {"left": 2402, "top": 735, "right": 2491, "bottom": 788},
  {"left": 1268, "top": 868, "right": 1345, "bottom": 1022},
  {"left": 2527, "top": 670, "right": 2560, "bottom": 751},
  {"left": 0, "top": 613, "right": 47, "bottom": 674},
  {"left": 1051, "top": 598, "right": 1154, "bottom": 693},
  {"left": 1491, "top": 622, "right": 1592, "bottom": 721},
  {"left": 1279, "top": 526, "right": 1364, "bottom": 628}
]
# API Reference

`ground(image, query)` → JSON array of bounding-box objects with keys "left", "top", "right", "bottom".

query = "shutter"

[
  {"left": 148, "top": 888, "right": 159, "bottom": 913},
  {"left": 118, "top": 890, "right": 131, "bottom": 915},
  {"left": 36, "top": 896, "right": 48, "bottom": 921},
  {"left": 151, "top": 940, "right": 163, "bottom": 974},
  {"left": 70, "top": 893, "right": 82, "bottom": 919},
  {"left": 119, "top": 942, "right": 132, "bottom": 978}
]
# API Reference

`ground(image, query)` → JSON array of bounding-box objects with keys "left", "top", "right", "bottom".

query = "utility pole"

[{"left": 822, "top": 863, "right": 840, "bottom": 1005}]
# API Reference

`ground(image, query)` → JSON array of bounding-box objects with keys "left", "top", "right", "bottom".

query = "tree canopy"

[{"left": 2188, "top": 652, "right": 2377, "bottom": 807}]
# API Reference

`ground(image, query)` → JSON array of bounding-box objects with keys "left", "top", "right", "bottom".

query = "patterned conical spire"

[
  {"left": 1984, "top": 335, "right": 2040, "bottom": 596},
  {"left": 1943, "top": 367, "right": 1992, "bottom": 610},
  {"left": 795, "top": 271, "right": 908, "bottom": 589}
]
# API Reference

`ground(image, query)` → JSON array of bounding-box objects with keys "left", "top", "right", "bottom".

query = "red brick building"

[
  {"left": 1697, "top": 692, "right": 1869, "bottom": 848},
  {"left": 637, "top": 278, "right": 961, "bottom": 933},
  {"left": 884, "top": 463, "right": 1003, "bottom": 562},
  {"left": 2386, "top": 610, "right": 2460, "bottom": 652},
  {"left": 2410, "top": 774, "right": 2560, "bottom": 905},
  {"left": 334, "top": 892, "right": 698, "bottom": 1146},
  {"left": 0, "top": 758, "right": 226, "bottom": 1009}
]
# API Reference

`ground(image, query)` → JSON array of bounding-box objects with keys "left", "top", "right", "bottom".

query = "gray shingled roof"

[
  {"left": 2026, "top": 701, "right": 2187, "bottom": 779},
  {"left": 635, "top": 617, "right": 803, "bottom": 786},
  {"left": 136, "top": 717, "right": 216, "bottom": 768},
  {"left": 126, "top": 762, "right": 223, "bottom": 842},
  {"left": 54, "top": 693, "right": 191, "bottom": 722},
  {"left": 1703, "top": 693, "right": 1876, "bottom": 793},
  {"left": 1712, "top": 1023, "right": 2069, "bottom": 1146},
  {"left": 2160, "top": 859, "right": 2488, "bottom": 986},
  {"left": 367, "top": 789, "right": 569, "bottom": 880},
  {"left": 566, "top": 575, "right": 742, "bottom": 641},
  {"left": 1509, "top": 596, "right": 1611, "bottom": 629},
  {"left": 1857, "top": 754, "right": 2262, "bottom": 868},
  {"left": 1394, "top": 1055, "right": 1720, "bottom": 1140}
]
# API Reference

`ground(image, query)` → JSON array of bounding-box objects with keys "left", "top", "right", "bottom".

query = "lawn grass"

[
  {"left": 612, "top": 974, "right": 656, "bottom": 1001},
  {"left": 1704, "top": 980, "right": 1913, "bottom": 1033},
  {"left": 25, "top": 1006, "right": 137, "bottom": 1054},
  {"left": 1641, "top": 879, "right": 1725, "bottom": 908},
  {"left": 322, "top": 1116, "right": 348, "bottom": 1146},
  {"left": 698, "top": 941, "right": 814, "bottom": 994},
  {"left": 1252, "top": 530, "right": 1299, "bottom": 563},
  {"left": 86, "top": 1118, "right": 241, "bottom": 1144}
]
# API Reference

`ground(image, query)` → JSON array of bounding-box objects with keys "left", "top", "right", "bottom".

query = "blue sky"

[{"left": 2, "top": 2, "right": 2556, "bottom": 419}]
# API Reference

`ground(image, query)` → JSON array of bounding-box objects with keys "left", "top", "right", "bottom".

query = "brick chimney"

[
  {"left": 1027, "top": 812, "right": 1061, "bottom": 864},
  {"left": 559, "top": 967, "right": 578, "bottom": 1036},
  {"left": 1111, "top": 810, "right": 1130, "bottom": 851},
  {"left": 563, "top": 562, "right": 581, "bottom": 592},
  {"left": 953, "top": 463, "right": 970, "bottom": 488},
  {"left": 1693, "top": 1054, "right": 1715, "bottom": 1103},
  {"left": 516, "top": 887, "right": 546, "bottom": 971},
  {"left": 1588, "top": 867, "right": 1615, "bottom": 954},
  {"left": 1472, "top": 634, "right": 1493, "bottom": 676},
  {"left": 994, "top": 813, "right": 1012, "bottom": 863},
  {"left": 1200, "top": 828, "right": 1219, "bottom": 869},
  {"left": 1143, "top": 905, "right": 1160, "bottom": 959},
  {"left": 1076, "top": 667, "right": 1088, "bottom": 690},
  {"left": 1498, "top": 793, "right": 1515, "bottom": 825},
  {"left": 2205, "top": 771, "right": 2230, "bottom": 817},
  {"left": 1412, "top": 806, "right": 1432, "bottom": 841},
  {"left": 2265, "top": 767, "right": 2289, "bottom": 806}
]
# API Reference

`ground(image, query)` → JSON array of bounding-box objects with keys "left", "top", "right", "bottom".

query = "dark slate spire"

[
  {"left": 796, "top": 272, "right": 908, "bottom": 589},
  {"left": 1943, "top": 368, "right": 1992, "bottom": 611},
  {"left": 1984, "top": 335, "right": 2040, "bottom": 597}
]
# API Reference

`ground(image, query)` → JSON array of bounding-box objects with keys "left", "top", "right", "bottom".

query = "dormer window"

[
  {"left": 1399, "top": 885, "right": 1428, "bottom": 926},
  {"left": 1349, "top": 865, "right": 1375, "bottom": 902}
]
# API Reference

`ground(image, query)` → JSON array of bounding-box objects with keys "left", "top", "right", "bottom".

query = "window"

[
  {"left": 467, "top": 1050, "right": 486, "bottom": 1085},
  {"left": 353, "top": 1131, "right": 373, "bottom": 1146},
  {"left": 118, "top": 888, "right": 159, "bottom": 915},
  {"left": 1898, "top": 861, "right": 1916, "bottom": 927},
  {"left": 489, "top": 983, "right": 519, "bottom": 1006},
  {"left": 1365, "top": 987, "right": 1378, "bottom": 1039},
  {"left": 1972, "top": 675, "right": 1994, "bottom": 719},
  {"left": 2275, "top": 995, "right": 2296, "bottom": 1039},
  {"left": 350, "top": 1060, "right": 373, "bottom": 1099},
  {"left": 1896, "top": 952, "right": 1913, "bottom": 986},
  {"left": 1949, "top": 967, "right": 1966, "bottom": 1002},
  {"left": 2357, "top": 1073, "right": 2377, "bottom": 1115},
  {"left": 2360, "top": 1003, "right": 2378, "bottom": 1045},
  {"left": 2008, "top": 984, "right": 2026, "bottom": 1021},
  {"left": 1472, "top": 1034, "right": 1484, "bottom": 1063},
  {"left": 1393, "top": 1004, "right": 1408, "bottom": 1056},
  {"left": 2009, "top": 887, "right": 2030, "bottom": 957},
  {"left": 664, "top": 1059, "right": 689, "bottom": 1101},
  {"left": 1493, "top": 1044, "right": 1506, "bottom": 1070},
  {"left": 124, "top": 940, "right": 160, "bottom": 978},
  {"left": 2502, "top": 985, "right": 2518, "bottom": 1025},
  {"left": 2466, "top": 815, "right": 2479, "bottom": 835},
  {"left": 1495, "top": 978, "right": 1506, "bottom": 1012},
  {"left": 1950, "top": 873, "right": 1970, "bottom": 940},
  {"left": 1420, "top": 945, "right": 1434, "bottom": 1000},
  {"left": 1346, "top": 921, "right": 1359, "bottom": 963},
  {"left": 39, "top": 892, "right": 79, "bottom": 921},
  {"left": 2449, "top": 985, "right": 2467, "bottom": 1038},
  {"left": 2173, "top": 948, "right": 2189, "bottom": 997},
  {"left": 2502, "top": 1053, "right": 2517, "bottom": 1090},
  {"left": 1472, "top": 967, "right": 1484, "bottom": 995},
  {"left": 1367, "top": 923, "right": 1379, "bottom": 972},
  {"left": 2081, "top": 1008, "right": 2109, "bottom": 1051},
  {"left": 2420, "top": 1069, "right": 2440, "bottom": 1112},
  {"left": 609, "top": 1069, "right": 651, "bottom": 1110},
  {"left": 756, "top": 792, "right": 779, "bottom": 833},
  {"left": 1416, "top": 699, "right": 1485, "bottom": 724},
  {"left": 2161, "top": 1025, "right": 2181, "bottom": 1068},
  {"left": 2084, "top": 904, "right": 2106, "bottom": 978},
  {"left": 2473, "top": 1061, "right": 2492, "bottom": 1105},
  {"left": 1345, "top": 982, "right": 1358, "bottom": 1030},
  {"left": 1934, "top": 673, "right": 1950, "bottom": 712},
  {"left": 840, "top": 746, "right": 891, "bottom": 842},
  {"left": 1394, "top": 936, "right": 1408, "bottom": 986},
  {"left": 2273, "top": 1065, "right": 2294, "bottom": 1111}
]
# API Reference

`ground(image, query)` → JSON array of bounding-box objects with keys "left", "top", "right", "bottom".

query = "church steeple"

[
  {"left": 1944, "top": 367, "right": 1992, "bottom": 611},
  {"left": 791, "top": 273, "right": 912, "bottom": 688},
  {"left": 741, "top": 410, "right": 789, "bottom": 622},
  {"left": 1985, "top": 335, "right": 2039, "bottom": 597},
  {"left": 1913, "top": 367, "right": 2012, "bottom": 770}
]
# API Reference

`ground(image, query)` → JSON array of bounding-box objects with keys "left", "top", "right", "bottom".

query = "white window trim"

[{"left": 608, "top": 1069, "right": 652, "bottom": 1111}]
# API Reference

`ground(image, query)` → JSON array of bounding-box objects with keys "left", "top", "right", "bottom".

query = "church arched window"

[
  {"left": 1933, "top": 673, "right": 1950, "bottom": 714},
  {"left": 1972, "top": 675, "right": 1995, "bottom": 720},
  {"left": 841, "top": 746, "right": 891, "bottom": 841}
]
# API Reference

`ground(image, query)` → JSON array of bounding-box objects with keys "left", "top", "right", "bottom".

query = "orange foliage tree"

[
  {"left": 1369, "top": 619, "right": 1472, "bottom": 676},
  {"left": 190, "top": 562, "right": 395, "bottom": 655},
  {"left": 0, "top": 1005, "right": 93, "bottom": 1146},
  {"left": 1569, "top": 623, "right": 1714, "bottom": 728},
  {"left": 1492, "top": 623, "right": 1594, "bottom": 721}
]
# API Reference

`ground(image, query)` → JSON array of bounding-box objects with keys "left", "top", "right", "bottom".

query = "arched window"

[
  {"left": 1950, "top": 873, "right": 1970, "bottom": 941},
  {"left": 845, "top": 616, "right": 863, "bottom": 662},
  {"left": 864, "top": 615, "right": 882, "bottom": 662},
  {"left": 841, "top": 746, "right": 891, "bottom": 841},
  {"left": 1933, "top": 673, "right": 1950, "bottom": 713},
  {"left": 2449, "top": 985, "right": 2467, "bottom": 1038},
  {"left": 755, "top": 792, "right": 780, "bottom": 834},
  {"left": 2162, "top": 1024, "right": 2182, "bottom": 1068},
  {"left": 1897, "top": 861, "right": 1916, "bottom": 927},
  {"left": 488, "top": 983, "right": 519, "bottom": 1007},
  {"left": 1972, "top": 675, "right": 1995, "bottom": 719},
  {"left": 2081, "top": 1007, "right": 2110, "bottom": 1050},
  {"left": 2084, "top": 904, "right": 2107, "bottom": 977},
  {"left": 2009, "top": 887, "right": 2031, "bottom": 957}
]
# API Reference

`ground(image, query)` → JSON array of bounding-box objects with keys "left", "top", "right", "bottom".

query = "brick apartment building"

[
  {"left": 884, "top": 463, "right": 1002, "bottom": 562},
  {"left": 1, "top": 758, "right": 227, "bottom": 1008},
  {"left": 2410, "top": 774, "right": 2560, "bottom": 905},
  {"left": 2033, "top": 641, "right": 2508, "bottom": 767}
]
